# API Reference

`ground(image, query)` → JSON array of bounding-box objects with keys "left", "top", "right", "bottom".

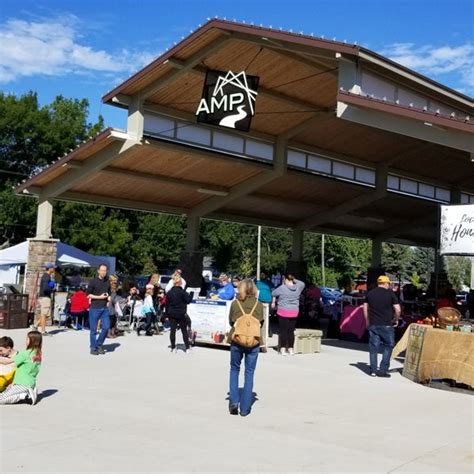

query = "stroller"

[{"left": 115, "top": 297, "right": 143, "bottom": 333}]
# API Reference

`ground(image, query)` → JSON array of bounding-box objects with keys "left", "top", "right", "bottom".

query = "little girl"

[
  {"left": 138, "top": 284, "right": 157, "bottom": 336},
  {"left": 0, "top": 331, "right": 42, "bottom": 405}
]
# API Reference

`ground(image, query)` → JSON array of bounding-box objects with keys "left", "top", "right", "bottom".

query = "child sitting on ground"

[
  {"left": 0, "top": 337, "right": 16, "bottom": 391},
  {"left": 0, "top": 331, "right": 42, "bottom": 405}
]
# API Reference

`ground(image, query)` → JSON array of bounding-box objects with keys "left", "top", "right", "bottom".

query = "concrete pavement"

[{"left": 0, "top": 327, "right": 472, "bottom": 473}]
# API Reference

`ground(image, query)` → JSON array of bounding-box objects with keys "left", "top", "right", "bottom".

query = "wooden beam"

[
  {"left": 57, "top": 191, "right": 188, "bottom": 215},
  {"left": 40, "top": 140, "right": 138, "bottom": 199},
  {"left": 188, "top": 137, "right": 287, "bottom": 217},
  {"left": 266, "top": 46, "right": 337, "bottom": 73},
  {"left": 138, "top": 35, "right": 232, "bottom": 100},
  {"left": 101, "top": 166, "right": 229, "bottom": 194},
  {"left": 184, "top": 64, "right": 330, "bottom": 112}
]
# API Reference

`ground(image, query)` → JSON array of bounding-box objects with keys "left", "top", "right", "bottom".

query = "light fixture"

[{"left": 197, "top": 188, "right": 229, "bottom": 196}]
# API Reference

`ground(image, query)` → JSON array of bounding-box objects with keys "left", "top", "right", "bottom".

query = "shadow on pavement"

[
  {"left": 225, "top": 391, "right": 259, "bottom": 409},
  {"left": 350, "top": 362, "right": 372, "bottom": 376},
  {"left": 103, "top": 343, "right": 121, "bottom": 352},
  {"left": 38, "top": 389, "right": 59, "bottom": 403}
]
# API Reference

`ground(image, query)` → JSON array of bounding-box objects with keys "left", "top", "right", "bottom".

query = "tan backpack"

[{"left": 232, "top": 300, "right": 261, "bottom": 348}]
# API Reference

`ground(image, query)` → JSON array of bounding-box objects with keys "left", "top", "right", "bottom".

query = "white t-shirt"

[{"left": 165, "top": 277, "right": 187, "bottom": 293}]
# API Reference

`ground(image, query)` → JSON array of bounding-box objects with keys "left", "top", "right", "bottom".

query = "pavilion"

[{"left": 15, "top": 19, "right": 474, "bottom": 291}]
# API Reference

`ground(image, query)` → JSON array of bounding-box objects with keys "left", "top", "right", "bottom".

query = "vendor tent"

[{"left": 0, "top": 241, "right": 116, "bottom": 286}]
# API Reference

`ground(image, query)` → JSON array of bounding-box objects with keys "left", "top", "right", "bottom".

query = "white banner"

[{"left": 440, "top": 204, "right": 474, "bottom": 256}]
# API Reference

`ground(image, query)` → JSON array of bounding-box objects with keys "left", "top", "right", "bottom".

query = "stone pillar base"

[
  {"left": 25, "top": 239, "right": 58, "bottom": 321},
  {"left": 179, "top": 251, "right": 203, "bottom": 289},
  {"left": 367, "top": 267, "right": 385, "bottom": 291},
  {"left": 286, "top": 260, "right": 308, "bottom": 281}
]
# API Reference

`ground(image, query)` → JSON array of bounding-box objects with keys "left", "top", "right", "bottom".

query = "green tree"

[
  {"left": 0, "top": 92, "right": 104, "bottom": 247},
  {"left": 238, "top": 248, "right": 254, "bottom": 277},
  {"left": 0, "top": 92, "right": 103, "bottom": 179},
  {"left": 408, "top": 247, "right": 435, "bottom": 287},
  {"left": 444, "top": 256, "right": 471, "bottom": 291},
  {"left": 307, "top": 263, "right": 340, "bottom": 288},
  {"left": 382, "top": 243, "right": 412, "bottom": 280}
]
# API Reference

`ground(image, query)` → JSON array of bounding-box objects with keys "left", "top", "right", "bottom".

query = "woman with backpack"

[
  {"left": 227, "top": 278, "right": 264, "bottom": 417},
  {"left": 272, "top": 274, "right": 305, "bottom": 356}
]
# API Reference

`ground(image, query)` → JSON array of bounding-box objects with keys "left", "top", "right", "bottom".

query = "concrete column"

[
  {"left": 371, "top": 237, "right": 383, "bottom": 268},
  {"left": 179, "top": 251, "right": 203, "bottom": 289},
  {"left": 291, "top": 228, "right": 304, "bottom": 261},
  {"left": 180, "top": 215, "right": 202, "bottom": 288},
  {"left": 367, "top": 237, "right": 384, "bottom": 291},
  {"left": 24, "top": 239, "right": 58, "bottom": 322},
  {"left": 286, "top": 229, "right": 307, "bottom": 280},
  {"left": 185, "top": 215, "right": 200, "bottom": 252},
  {"left": 35, "top": 198, "right": 53, "bottom": 240},
  {"left": 127, "top": 96, "right": 144, "bottom": 141}
]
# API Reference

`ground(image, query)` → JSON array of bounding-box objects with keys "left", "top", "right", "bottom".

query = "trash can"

[
  {"left": 0, "top": 294, "right": 29, "bottom": 329},
  {"left": 293, "top": 329, "right": 322, "bottom": 354}
]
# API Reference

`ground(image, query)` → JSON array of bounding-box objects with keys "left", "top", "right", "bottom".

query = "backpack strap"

[
  {"left": 236, "top": 300, "right": 245, "bottom": 315},
  {"left": 236, "top": 299, "right": 259, "bottom": 316},
  {"left": 249, "top": 300, "right": 259, "bottom": 316}
]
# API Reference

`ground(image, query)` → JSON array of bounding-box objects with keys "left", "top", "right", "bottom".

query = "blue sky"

[{"left": 1, "top": 0, "right": 472, "bottom": 130}]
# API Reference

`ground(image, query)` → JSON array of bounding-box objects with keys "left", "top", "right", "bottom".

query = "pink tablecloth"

[{"left": 340, "top": 305, "right": 367, "bottom": 339}]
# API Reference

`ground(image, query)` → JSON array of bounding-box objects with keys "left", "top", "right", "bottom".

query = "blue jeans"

[
  {"left": 89, "top": 308, "right": 110, "bottom": 350},
  {"left": 368, "top": 325, "right": 395, "bottom": 373},
  {"left": 229, "top": 343, "right": 259, "bottom": 415}
]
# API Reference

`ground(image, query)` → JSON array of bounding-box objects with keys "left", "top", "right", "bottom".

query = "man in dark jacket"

[
  {"left": 34, "top": 262, "right": 56, "bottom": 335},
  {"left": 166, "top": 277, "right": 194, "bottom": 353}
]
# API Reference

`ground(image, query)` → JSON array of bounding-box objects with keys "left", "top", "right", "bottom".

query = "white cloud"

[
  {"left": 381, "top": 42, "right": 474, "bottom": 95},
  {"left": 0, "top": 15, "right": 159, "bottom": 83}
]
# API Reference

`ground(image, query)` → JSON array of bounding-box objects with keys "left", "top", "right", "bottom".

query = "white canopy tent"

[{"left": 0, "top": 241, "right": 116, "bottom": 286}]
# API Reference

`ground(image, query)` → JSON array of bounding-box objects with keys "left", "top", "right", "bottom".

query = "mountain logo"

[{"left": 196, "top": 70, "right": 259, "bottom": 132}]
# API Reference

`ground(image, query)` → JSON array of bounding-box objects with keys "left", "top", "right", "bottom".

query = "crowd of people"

[{"left": 3, "top": 259, "right": 469, "bottom": 413}]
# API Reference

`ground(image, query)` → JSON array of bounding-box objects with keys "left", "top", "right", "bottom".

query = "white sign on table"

[
  {"left": 440, "top": 204, "right": 474, "bottom": 256},
  {"left": 187, "top": 299, "right": 231, "bottom": 344}
]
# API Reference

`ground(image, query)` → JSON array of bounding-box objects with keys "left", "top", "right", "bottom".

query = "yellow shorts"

[{"left": 0, "top": 369, "right": 15, "bottom": 392}]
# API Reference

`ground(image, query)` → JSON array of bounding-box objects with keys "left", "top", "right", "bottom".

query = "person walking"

[
  {"left": 166, "top": 277, "right": 194, "bottom": 353},
  {"left": 227, "top": 279, "right": 264, "bottom": 416},
  {"left": 363, "top": 275, "right": 401, "bottom": 378},
  {"left": 87, "top": 264, "right": 111, "bottom": 356},
  {"left": 33, "top": 262, "right": 56, "bottom": 335},
  {"left": 272, "top": 274, "right": 305, "bottom": 356}
]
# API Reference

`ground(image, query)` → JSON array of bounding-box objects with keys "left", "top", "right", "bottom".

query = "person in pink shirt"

[{"left": 271, "top": 274, "right": 305, "bottom": 356}]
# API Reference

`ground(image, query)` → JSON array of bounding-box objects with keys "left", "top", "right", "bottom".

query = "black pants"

[
  {"left": 169, "top": 314, "right": 190, "bottom": 349},
  {"left": 279, "top": 316, "right": 297, "bottom": 349},
  {"left": 143, "top": 312, "right": 156, "bottom": 333},
  {"left": 109, "top": 314, "right": 117, "bottom": 330}
]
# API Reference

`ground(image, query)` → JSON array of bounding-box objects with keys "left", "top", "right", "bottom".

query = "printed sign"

[
  {"left": 440, "top": 204, "right": 474, "bottom": 256},
  {"left": 196, "top": 70, "right": 259, "bottom": 132},
  {"left": 187, "top": 299, "right": 231, "bottom": 344},
  {"left": 402, "top": 324, "right": 428, "bottom": 382}
]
